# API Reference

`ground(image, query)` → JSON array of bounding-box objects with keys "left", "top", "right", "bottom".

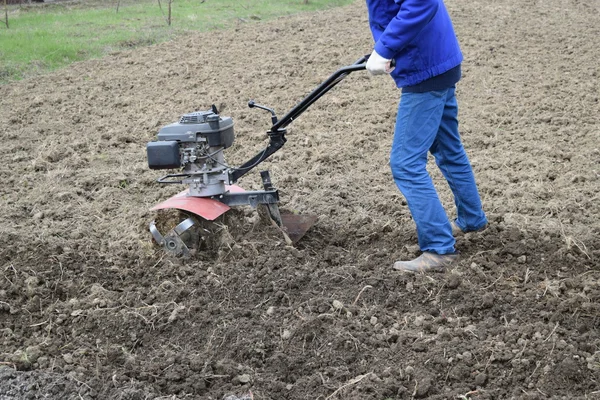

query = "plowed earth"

[{"left": 1, "top": 0, "right": 599, "bottom": 399}]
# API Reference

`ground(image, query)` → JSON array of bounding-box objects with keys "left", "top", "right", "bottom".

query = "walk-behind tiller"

[{"left": 147, "top": 56, "right": 372, "bottom": 256}]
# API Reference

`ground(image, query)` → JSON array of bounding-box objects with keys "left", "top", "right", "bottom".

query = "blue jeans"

[{"left": 390, "top": 87, "right": 487, "bottom": 254}]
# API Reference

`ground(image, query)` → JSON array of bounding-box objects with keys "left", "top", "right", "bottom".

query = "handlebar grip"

[{"left": 354, "top": 55, "right": 396, "bottom": 70}]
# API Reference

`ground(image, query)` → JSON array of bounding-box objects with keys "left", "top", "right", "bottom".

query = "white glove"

[{"left": 366, "top": 50, "right": 395, "bottom": 76}]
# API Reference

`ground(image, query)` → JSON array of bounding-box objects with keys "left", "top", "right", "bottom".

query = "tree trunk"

[
  {"left": 167, "top": 0, "right": 171, "bottom": 26},
  {"left": 4, "top": 0, "right": 8, "bottom": 29}
]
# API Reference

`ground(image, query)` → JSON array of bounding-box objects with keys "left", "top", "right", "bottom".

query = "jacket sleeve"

[{"left": 374, "top": 0, "right": 440, "bottom": 59}]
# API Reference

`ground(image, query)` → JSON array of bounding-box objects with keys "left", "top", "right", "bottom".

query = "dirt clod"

[{"left": 475, "top": 372, "right": 488, "bottom": 386}]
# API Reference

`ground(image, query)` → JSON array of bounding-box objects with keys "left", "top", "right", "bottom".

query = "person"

[{"left": 365, "top": 0, "right": 487, "bottom": 272}]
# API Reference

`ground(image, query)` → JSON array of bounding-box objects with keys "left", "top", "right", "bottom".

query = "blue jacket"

[{"left": 366, "top": 0, "right": 463, "bottom": 88}]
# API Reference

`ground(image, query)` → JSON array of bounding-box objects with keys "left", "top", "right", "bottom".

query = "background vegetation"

[{"left": 0, "top": 0, "right": 353, "bottom": 83}]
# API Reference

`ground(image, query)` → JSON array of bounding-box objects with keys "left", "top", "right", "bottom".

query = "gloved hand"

[{"left": 366, "top": 50, "right": 395, "bottom": 76}]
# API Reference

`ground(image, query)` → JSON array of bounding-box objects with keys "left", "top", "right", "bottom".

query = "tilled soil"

[{"left": 1, "top": 0, "right": 599, "bottom": 399}]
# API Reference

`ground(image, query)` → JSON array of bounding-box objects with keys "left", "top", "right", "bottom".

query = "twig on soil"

[
  {"left": 457, "top": 390, "right": 479, "bottom": 399},
  {"left": 0, "top": 362, "right": 17, "bottom": 369},
  {"left": 513, "top": 340, "right": 528, "bottom": 360},
  {"left": 346, "top": 332, "right": 359, "bottom": 351},
  {"left": 464, "top": 327, "right": 479, "bottom": 339},
  {"left": 564, "top": 235, "right": 591, "bottom": 259},
  {"left": 543, "top": 322, "right": 559, "bottom": 342},
  {"left": 352, "top": 285, "right": 372, "bottom": 305},
  {"left": 151, "top": 253, "right": 166, "bottom": 269},
  {"left": 317, "top": 313, "right": 335, "bottom": 319},
  {"left": 127, "top": 311, "right": 152, "bottom": 327},
  {"left": 528, "top": 360, "right": 541, "bottom": 380},
  {"left": 482, "top": 272, "right": 504, "bottom": 290},
  {"left": 71, "top": 377, "right": 92, "bottom": 391},
  {"left": 1, "top": 274, "right": 13, "bottom": 285},
  {"left": 557, "top": 215, "right": 591, "bottom": 259},
  {"left": 4, "top": 263, "right": 18, "bottom": 284},
  {"left": 254, "top": 296, "right": 272, "bottom": 309},
  {"left": 432, "top": 281, "right": 448, "bottom": 300},
  {"left": 524, "top": 268, "right": 531, "bottom": 285},
  {"left": 319, "top": 372, "right": 327, "bottom": 385},
  {"left": 484, "top": 352, "right": 494, "bottom": 373},
  {"left": 200, "top": 374, "right": 230, "bottom": 379},
  {"left": 411, "top": 378, "right": 419, "bottom": 398},
  {"left": 325, "top": 372, "right": 372, "bottom": 399}
]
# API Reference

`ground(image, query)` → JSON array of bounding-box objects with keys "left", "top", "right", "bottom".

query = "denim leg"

[
  {"left": 429, "top": 87, "right": 488, "bottom": 232},
  {"left": 390, "top": 90, "right": 455, "bottom": 254}
]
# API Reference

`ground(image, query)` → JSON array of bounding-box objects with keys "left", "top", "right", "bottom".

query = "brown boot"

[
  {"left": 451, "top": 221, "right": 464, "bottom": 236},
  {"left": 393, "top": 252, "right": 459, "bottom": 272},
  {"left": 451, "top": 221, "right": 487, "bottom": 236}
]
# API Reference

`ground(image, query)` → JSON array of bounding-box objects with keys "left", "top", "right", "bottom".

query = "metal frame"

[
  {"left": 229, "top": 56, "right": 368, "bottom": 183},
  {"left": 152, "top": 56, "right": 371, "bottom": 245}
]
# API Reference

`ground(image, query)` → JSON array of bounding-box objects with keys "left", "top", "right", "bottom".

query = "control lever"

[{"left": 248, "top": 100, "right": 278, "bottom": 125}]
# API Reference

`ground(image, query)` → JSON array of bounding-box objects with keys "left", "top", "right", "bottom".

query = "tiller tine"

[
  {"left": 149, "top": 174, "right": 317, "bottom": 255},
  {"left": 148, "top": 186, "right": 245, "bottom": 257},
  {"left": 265, "top": 203, "right": 317, "bottom": 245},
  {"left": 149, "top": 217, "right": 197, "bottom": 258},
  {"left": 259, "top": 172, "right": 317, "bottom": 244},
  {"left": 280, "top": 213, "right": 318, "bottom": 244}
]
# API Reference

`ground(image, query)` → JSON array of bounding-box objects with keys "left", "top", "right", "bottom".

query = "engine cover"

[
  {"left": 147, "top": 108, "right": 235, "bottom": 197},
  {"left": 157, "top": 110, "right": 234, "bottom": 148}
]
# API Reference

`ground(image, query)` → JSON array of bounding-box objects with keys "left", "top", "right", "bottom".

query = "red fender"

[{"left": 150, "top": 185, "right": 245, "bottom": 221}]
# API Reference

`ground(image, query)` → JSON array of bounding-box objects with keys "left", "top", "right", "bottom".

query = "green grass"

[{"left": 0, "top": 0, "right": 353, "bottom": 83}]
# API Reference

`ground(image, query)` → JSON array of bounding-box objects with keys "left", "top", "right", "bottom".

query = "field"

[
  {"left": 1, "top": 0, "right": 599, "bottom": 399},
  {"left": 0, "top": 0, "right": 352, "bottom": 82}
]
